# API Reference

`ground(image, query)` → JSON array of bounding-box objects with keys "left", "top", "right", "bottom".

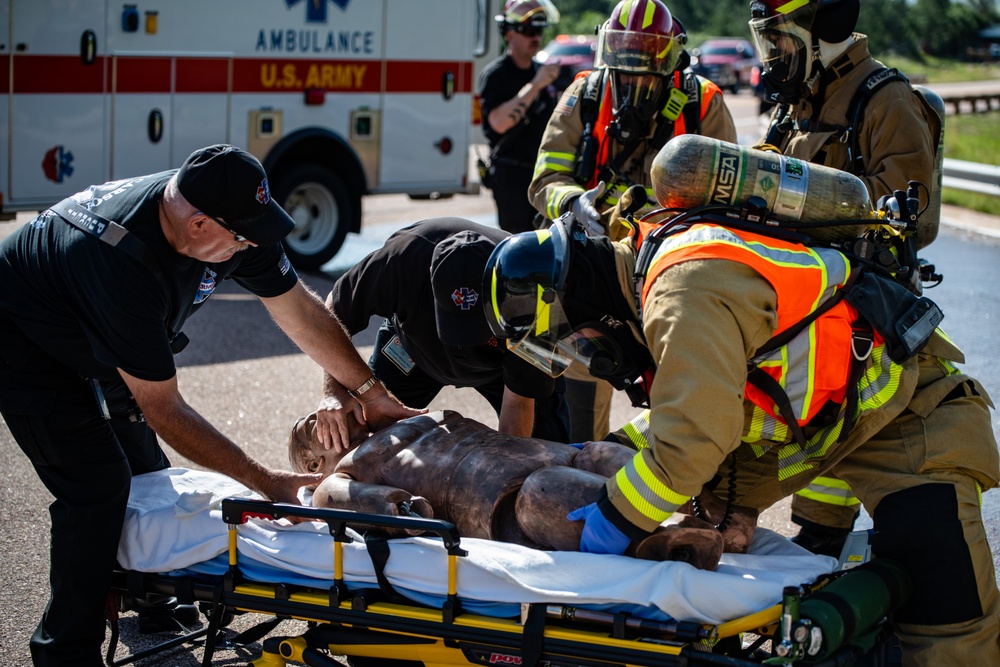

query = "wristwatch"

[{"left": 348, "top": 374, "right": 379, "bottom": 400}]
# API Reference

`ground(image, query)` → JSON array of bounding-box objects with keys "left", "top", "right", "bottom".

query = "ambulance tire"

[{"left": 273, "top": 164, "right": 353, "bottom": 271}]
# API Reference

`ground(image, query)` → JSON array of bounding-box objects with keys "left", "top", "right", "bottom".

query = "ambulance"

[{"left": 0, "top": 0, "right": 501, "bottom": 269}]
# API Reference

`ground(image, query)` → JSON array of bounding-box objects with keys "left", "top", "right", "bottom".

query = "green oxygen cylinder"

[
  {"left": 798, "top": 559, "right": 912, "bottom": 661},
  {"left": 650, "top": 135, "right": 875, "bottom": 243}
]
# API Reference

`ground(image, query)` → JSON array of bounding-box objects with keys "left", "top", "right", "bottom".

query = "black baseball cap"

[
  {"left": 176, "top": 144, "right": 295, "bottom": 246},
  {"left": 430, "top": 230, "right": 497, "bottom": 346}
]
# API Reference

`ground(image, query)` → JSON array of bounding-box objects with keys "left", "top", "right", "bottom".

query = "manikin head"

[
  {"left": 287, "top": 412, "right": 367, "bottom": 481},
  {"left": 749, "top": 0, "right": 860, "bottom": 104}
]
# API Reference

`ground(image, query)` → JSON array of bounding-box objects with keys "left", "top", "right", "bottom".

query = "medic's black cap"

[
  {"left": 176, "top": 144, "right": 294, "bottom": 246},
  {"left": 430, "top": 230, "right": 497, "bottom": 347}
]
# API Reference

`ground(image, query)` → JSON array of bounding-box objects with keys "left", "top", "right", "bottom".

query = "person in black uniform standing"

[
  {"left": 314, "top": 218, "right": 570, "bottom": 450},
  {"left": 479, "top": 0, "right": 561, "bottom": 234},
  {"left": 0, "top": 145, "right": 422, "bottom": 666}
]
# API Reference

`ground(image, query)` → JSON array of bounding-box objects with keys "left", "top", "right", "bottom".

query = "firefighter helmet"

[
  {"left": 484, "top": 215, "right": 654, "bottom": 394},
  {"left": 595, "top": 0, "right": 687, "bottom": 136},
  {"left": 749, "top": 0, "right": 860, "bottom": 104},
  {"left": 484, "top": 220, "right": 573, "bottom": 378},
  {"left": 596, "top": 0, "right": 686, "bottom": 76},
  {"left": 496, "top": 0, "right": 560, "bottom": 37}
]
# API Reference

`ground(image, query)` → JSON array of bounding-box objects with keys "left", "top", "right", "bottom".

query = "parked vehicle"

[
  {"left": 1, "top": 0, "right": 502, "bottom": 270},
  {"left": 689, "top": 37, "right": 759, "bottom": 94},
  {"left": 537, "top": 34, "right": 597, "bottom": 93}
]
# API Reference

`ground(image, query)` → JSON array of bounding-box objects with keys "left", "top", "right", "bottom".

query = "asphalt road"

[{"left": 1, "top": 87, "right": 999, "bottom": 666}]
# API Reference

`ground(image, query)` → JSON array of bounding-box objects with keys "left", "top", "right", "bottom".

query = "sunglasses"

[
  {"left": 199, "top": 211, "right": 249, "bottom": 243},
  {"left": 513, "top": 24, "right": 545, "bottom": 37}
]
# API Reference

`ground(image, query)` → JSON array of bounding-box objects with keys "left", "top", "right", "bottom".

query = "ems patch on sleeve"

[{"left": 555, "top": 94, "right": 578, "bottom": 116}]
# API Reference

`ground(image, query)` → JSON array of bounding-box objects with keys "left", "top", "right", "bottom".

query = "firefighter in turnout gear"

[
  {"left": 750, "top": 0, "right": 943, "bottom": 557},
  {"left": 527, "top": 0, "right": 737, "bottom": 442},
  {"left": 484, "top": 202, "right": 1000, "bottom": 666}
]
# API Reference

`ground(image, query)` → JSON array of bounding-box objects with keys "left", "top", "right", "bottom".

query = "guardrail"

[
  {"left": 942, "top": 158, "right": 1000, "bottom": 196},
  {"left": 939, "top": 93, "right": 1000, "bottom": 114}
]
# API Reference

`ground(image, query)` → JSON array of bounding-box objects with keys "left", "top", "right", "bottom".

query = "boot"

[
  {"left": 790, "top": 522, "right": 852, "bottom": 558},
  {"left": 120, "top": 593, "right": 201, "bottom": 634}
]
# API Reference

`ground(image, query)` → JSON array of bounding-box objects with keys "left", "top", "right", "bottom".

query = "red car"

[
  {"left": 689, "top": 38, "right": 760, "bottom": 94},
  {"left": 537, "top": 34, "right": 597, "bottom": 93}
]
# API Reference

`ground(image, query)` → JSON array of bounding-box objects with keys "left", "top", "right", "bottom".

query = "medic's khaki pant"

[
  {"left": 563, "top": 360, "right": 613, "bottom": 442},
  {"left": 727, "top": 375, "right": 1000, "bottom": 667}
]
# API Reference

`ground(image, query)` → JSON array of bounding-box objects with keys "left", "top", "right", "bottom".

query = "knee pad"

[{"left": 872, "top": 483, "right": 983, "bottom": 625}]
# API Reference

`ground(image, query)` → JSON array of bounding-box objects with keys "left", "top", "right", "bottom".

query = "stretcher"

[{"left": 108, "top": 468, "right": 910, "bottom": 667}]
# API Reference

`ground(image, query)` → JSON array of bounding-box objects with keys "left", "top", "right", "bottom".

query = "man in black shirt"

[
  {"left": 318, "top": 218, "right": 570, "bottom": 449},
  {"left": 479, "top": 0, "right": 561, "bottom": 234},
  {"left": 0, "top": 145, "right": 421, "bottom": 666}
]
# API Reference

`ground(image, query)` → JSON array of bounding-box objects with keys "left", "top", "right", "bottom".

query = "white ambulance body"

[{"left": 0, "top": 0, "right": 501, "bottom": 269}]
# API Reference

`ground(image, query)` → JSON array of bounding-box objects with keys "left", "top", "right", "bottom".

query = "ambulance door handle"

[
  {"left": 148, "top": 109, "right": 164, "bottom": 144},
  {"left": 441, "top": 70, "right": 455, "bottom": 101},
  {"left": 80, "top": 30, "right": 97, "bottom": 65}
]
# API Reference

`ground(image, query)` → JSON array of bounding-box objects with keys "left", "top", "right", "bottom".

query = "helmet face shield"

[
  {"left": 749, "top": 2, "right": 817, "bottom": 98},
  {"left": 595, "top": 28, "right": 683, "bottom": 76},
  {"left": 506, "top": 311, "right": 627, "bottom": 381},
  {"left": 504, "top": 295, "right": 576, "bottom": 377}
]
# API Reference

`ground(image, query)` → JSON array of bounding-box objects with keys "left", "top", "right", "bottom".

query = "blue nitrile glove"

[{"left": 567, "top": 502, "right": 631, "bottom": 555}]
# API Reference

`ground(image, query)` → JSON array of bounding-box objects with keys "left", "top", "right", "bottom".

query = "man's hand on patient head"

[
  {"left": 357, "top": 388, "right": 426, "bottom": 433},
  {"left": 315, "top": 394, "right": 368, "bottom": 453}
]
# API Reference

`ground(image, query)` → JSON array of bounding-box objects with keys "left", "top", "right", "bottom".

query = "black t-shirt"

[
  {"left": 329, "top": 217, "right": 555, "bottom": 399},
  {"left": 0, "top": 171, "right": 298, "bottom": 383},
  {"left": 479, "top": 54, "right": 556, "bottom": 164}
]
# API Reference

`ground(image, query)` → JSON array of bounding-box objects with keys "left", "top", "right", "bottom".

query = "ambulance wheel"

[{"left": 273, "top": 164, "right": 353, "bottom": 271}]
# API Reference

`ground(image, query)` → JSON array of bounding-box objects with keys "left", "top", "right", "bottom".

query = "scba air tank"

[{"left": 651, "top": 135, "right": 874, "bottom": 242}]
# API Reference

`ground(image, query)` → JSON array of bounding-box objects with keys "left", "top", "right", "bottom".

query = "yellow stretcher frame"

[{"left": 106, "top": 498, "right": 901, "bottom": 667}]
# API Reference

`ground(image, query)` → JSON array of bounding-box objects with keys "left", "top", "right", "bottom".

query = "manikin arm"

[{"left": 312, "top": 472, "right": 434, "bottom": 537}]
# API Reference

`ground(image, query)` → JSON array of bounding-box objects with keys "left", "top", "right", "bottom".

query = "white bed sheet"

[{"left": 118, "top": 468, "right": 836, "bottom": 625}]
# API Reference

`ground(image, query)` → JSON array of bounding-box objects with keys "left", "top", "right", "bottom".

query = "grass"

[
  {"left": 940, "top": 111, "right": 1000, "bottom": 217},
  {"left": 880, "top": 55, "right": 1000, "bottom": 83}
]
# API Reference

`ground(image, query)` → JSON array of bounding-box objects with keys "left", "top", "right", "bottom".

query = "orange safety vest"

[
  {"left": 638, "top": 222, "right": 901, "bottom": 479},
  {"left": 587, "top": 70, "right": 721, "bottom": 190}
]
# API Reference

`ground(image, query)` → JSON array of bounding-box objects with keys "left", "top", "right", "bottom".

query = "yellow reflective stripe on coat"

[
  {"left": 613, "top": 450, "right": 689, "bottom": 523},
  {"left": 794, "top": 476, "right": 860, "bottom": 507},
  {"left": 542, "top": 184, "right": 584, "bottom": 220},
  {"left": 620, "top": 409, "right": 653, "bottom": 450},
  {"left": 774, "top": 345, "right": 901, "bottom": 481},
  {"left": 536, "top": 150, "right": 574, "bottom": 177}
]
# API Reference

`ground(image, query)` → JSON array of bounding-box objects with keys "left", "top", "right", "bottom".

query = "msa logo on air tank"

[{"left": 709, "top": 145, "right": 742, "bottom": 206}]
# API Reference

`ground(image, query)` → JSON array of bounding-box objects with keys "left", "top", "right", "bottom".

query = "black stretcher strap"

[
  {"left": 520, "top": 603, "right": 547, "bottom": 667},
  {"left": 363, "top": 534, "right": 411, "bottom": 605}
]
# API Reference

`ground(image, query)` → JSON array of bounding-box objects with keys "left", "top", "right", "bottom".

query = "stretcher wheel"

[{"left": 198, "top": 601, "right": 235, "bottom": 628}]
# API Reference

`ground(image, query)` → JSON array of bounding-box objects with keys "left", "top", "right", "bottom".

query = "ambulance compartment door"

[
  {"left": 8, "top": 0, "right": 107, "bottom": 207},
  {"left": 378, "top": 0, "right": 473, "bottom": 194}
]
